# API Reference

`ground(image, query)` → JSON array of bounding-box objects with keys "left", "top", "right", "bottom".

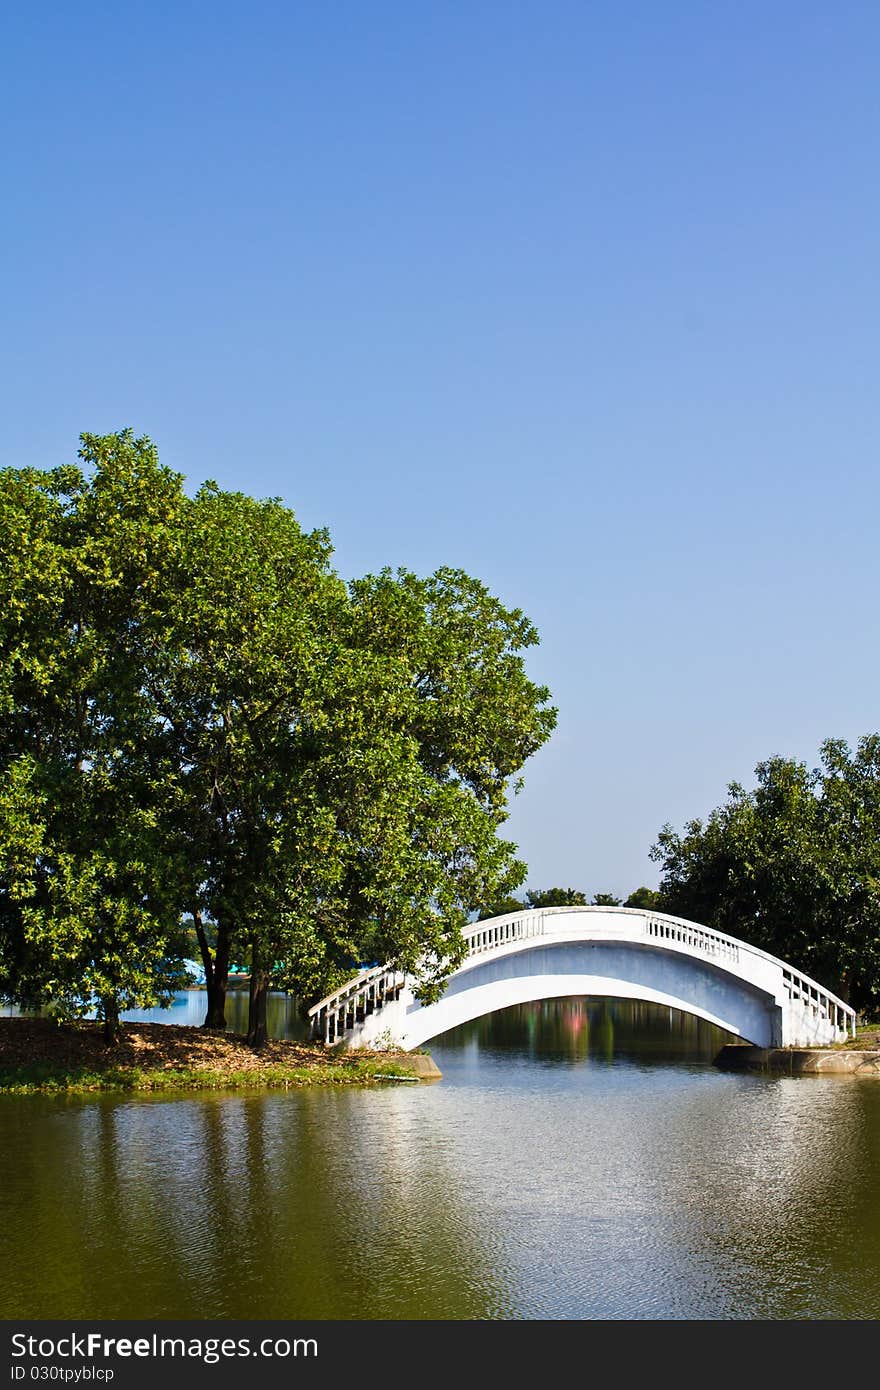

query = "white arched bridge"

[{"left": 308, "top": 906, "right": 857, "bottom": 1052}]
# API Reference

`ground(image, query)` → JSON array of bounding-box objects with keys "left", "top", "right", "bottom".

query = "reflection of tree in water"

[
  {"left": 275, "top": 1087, "right": 515, "bottom": 1318},
  {"left": 437, "top": 998, "right": 733, "bottom": 1064},
  {"left": 0, "top": 1087, "right": 511, "bottom": 1319},
  {"left": 221, "top": 988, "right": 310, "bottom": 1040},
  {"left": 0, "top": 1097, "right": 227, "bottom": 1317}
]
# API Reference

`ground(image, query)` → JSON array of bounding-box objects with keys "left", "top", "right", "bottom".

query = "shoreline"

[
  {"left": 715, "top": 1042, "right": 880, "bottom": 1076},
  {"left": 0, "top": 1016, "right": 441, "bottom": 1094},
  {"left": 6, "top": 1015, "right": 880, "bottom": 1094}
]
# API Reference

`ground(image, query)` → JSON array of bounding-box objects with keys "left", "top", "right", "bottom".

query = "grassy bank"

[
  {"left": 0, "top": 1017, "right": 432, "bottom": 1094},
  {"left": 832, "top": 1020, "right": 880, "bottom": 1049}
]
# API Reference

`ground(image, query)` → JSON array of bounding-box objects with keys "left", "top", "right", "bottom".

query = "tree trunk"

[
  {"left": 101, "top": 997, "right": 120, "bottom": 1047},
  {"left": 201, "top": 918, "right": 231, "bottom": 1030},
  {"left": 247, "top": 942, "right": 270, "bottom": 1049}
]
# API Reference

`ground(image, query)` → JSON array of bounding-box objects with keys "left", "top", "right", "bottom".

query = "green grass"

[
  {"left": 0, "top": 1056, "right": 424, "bottom": 1095},
  {"left": 829, "top": 1018, "right": 880, "bottom": 1049}
]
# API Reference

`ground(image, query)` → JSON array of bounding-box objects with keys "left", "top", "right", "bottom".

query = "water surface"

[{"left": 2, "top": 998, "right": 878, "bottom": 1320}]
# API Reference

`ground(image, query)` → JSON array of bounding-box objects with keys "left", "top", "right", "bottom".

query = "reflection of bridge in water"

[{"left": 309, "top": 906, "right": 857, "bottom": 1052}]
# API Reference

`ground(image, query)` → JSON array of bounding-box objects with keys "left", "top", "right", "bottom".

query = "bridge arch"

[{"left": 308, "top": 906, "right": 856, "bottom": 1052}]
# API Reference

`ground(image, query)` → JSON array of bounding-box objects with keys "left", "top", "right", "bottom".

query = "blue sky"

[{"left": 2, "top": 2, "right": 878, "bottom": 899}]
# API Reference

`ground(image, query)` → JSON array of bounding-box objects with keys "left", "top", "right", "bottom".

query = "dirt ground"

[{"left": 0, "top": 1015, "right": 348, "bottom": 1075}]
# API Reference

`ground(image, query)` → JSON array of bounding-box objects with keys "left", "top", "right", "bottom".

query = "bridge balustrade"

[
  {"left": 310, "top": 966, "right": 407, "bottom": 1045},
  {"left": 307, "top": 906, "right": 858, "bottom": 1048},
  {"left": 462, "top": 911, "right": 544, "bottom": 956},
  {"left": 644, "top": 914, "right": 740, "bottom": 963}
]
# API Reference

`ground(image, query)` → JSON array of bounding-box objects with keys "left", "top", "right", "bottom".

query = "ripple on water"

[{"left": 1, "top": 1000, "right": 879, "bottom": 1319}]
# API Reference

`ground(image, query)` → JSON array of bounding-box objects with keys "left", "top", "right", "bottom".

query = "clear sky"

[{"left": 2, "top": 2, "right": 878, "bottom": 900}]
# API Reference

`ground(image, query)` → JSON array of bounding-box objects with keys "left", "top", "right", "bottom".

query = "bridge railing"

[
  {"left": 308, "top": 964, "right": 407, "bottom": 1046},
  {"left": 308, "top": 911, "right": 550, "bottom": 1045},
  {"left": 643, "top": 909, "right": 855, "bottom": 1038},
  {"left": 308, "top": 911, "right": 550, "bottom": 1043},
  {"left": 309, "top": 905, "right": 857, "bottom": 1044},
  {"left": 781, "top": 966, "right": 856, "bottom": 1038},
  {"left": 644, "top": 913, "right": 740, "bottom": 964},
  {"left": 462, "top": 911, "right": 545, "bottom": 956}
]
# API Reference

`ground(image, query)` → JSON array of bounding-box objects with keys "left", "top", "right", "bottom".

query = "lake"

[{"left": 1, "top": 996, "right": 878, "bottom": 1319}]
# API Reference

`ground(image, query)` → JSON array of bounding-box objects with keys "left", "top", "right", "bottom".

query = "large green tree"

[
  {"left": 650, "top": 737, "right": 880, "bottom": 1013},
  {"left": 1, "top": 432, "right": 558, "bottom": 1046},
  {"left": 131, "top": 478, "right": 352, "bottom": 1039},
  {"left": 148, "top": 503, "right": 557, "bottom": 1043}
]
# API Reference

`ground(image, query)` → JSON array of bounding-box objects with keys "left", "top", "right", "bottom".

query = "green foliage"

[
  {"left": 650, "top": 737, "right": 880, "bottom": 1012},
  {"left": 623, "top": 886, "right": 663, "bottom": 911},
  {"left": 0, "top": 437, "right": 191, "bottom": 1034},
  {"left": 525, "top": 887, "right": 588, "bottom": 908},
  {"left": 476, "top": 895, "right": 527, "bottom": 920},
  {"left": 0, "top": 431, "right": 558, "bottom": 1039},
  {"left": 478, "top": 886, "right": 630, "bottom": 917}
]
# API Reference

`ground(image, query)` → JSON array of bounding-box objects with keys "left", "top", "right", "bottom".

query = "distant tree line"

[
  {"left": 477, "top": 885, "right": 662, "bottom": 918},
  {"left": 0, "top": 432, "right": 557, "bottom": 1045}
]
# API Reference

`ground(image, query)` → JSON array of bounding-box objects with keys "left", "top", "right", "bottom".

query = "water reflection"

[
  {"left": 428, "top": 1002, "right": 880, "bottom": 1319},
  {"left": 1, "top": 988, "right": 310, "bottom": 1040},
  {"left": 118, "top": 987, "right": 311, "bottom": 1039},
  {"left": 2, "top": 998, "right": 880, "bottom": 1320},
  {"left": 0, "top": 1087, "right": 512, "bottom": 1319},
  {"left": 437, "top": 997, "right": 732, "bottom": 1064}
]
